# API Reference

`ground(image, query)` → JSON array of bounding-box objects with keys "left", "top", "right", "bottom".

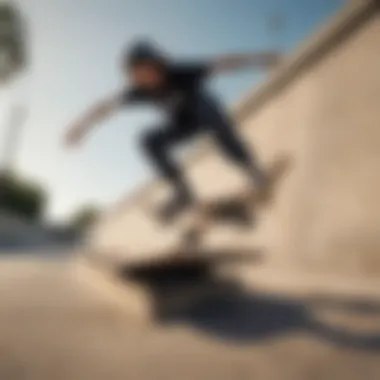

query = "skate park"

[{"left": 1, "top": 1, "right": 380, "bottom": 379}]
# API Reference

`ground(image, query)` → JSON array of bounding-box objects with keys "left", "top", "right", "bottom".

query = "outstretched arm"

[
  {"left": 64, "top": 92, "right": 123, "bottom": 147},
  {"left": 211, "top": 51, "right": 282, "bottom": 74}
]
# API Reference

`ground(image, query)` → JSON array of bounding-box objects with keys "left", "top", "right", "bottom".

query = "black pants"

[{"left": 141, "top": 94, "right": 265, "bottom": 197}]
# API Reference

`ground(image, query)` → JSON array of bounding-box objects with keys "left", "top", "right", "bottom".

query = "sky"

[{"left": 2, "top": 0, "right": 345, "bottom": 222}]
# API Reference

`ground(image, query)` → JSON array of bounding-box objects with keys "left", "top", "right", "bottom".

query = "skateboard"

[{"left": 178, "top": 156, "right": 291, "bottom": 247}]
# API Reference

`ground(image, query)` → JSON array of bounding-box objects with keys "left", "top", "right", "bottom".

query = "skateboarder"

[{"left": 65, "top": 40, "right": 281, "bottom": 221}]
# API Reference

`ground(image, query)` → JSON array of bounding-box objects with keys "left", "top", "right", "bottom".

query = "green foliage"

[
  {"left": 0, "top": 2, "right": 27, "bottom": 82},
  {"left": 0, "top": 171, "right": 47, "bottom": 221}
]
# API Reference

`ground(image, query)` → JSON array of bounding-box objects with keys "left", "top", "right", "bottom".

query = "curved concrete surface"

[{"left": 1, "top": 255, "right": 380, "bottom": 379}]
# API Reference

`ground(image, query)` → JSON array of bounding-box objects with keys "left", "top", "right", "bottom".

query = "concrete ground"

[{"left": 0, "top": 254, "right": 379, "bottom": 380}]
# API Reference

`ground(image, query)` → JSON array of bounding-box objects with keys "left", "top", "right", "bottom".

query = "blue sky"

[{"left": 5, "top": 0, "right": 345, "bottom": 221}]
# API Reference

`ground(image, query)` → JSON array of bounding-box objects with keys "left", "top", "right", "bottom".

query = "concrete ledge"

[{"left": 235, "top": 0, "right": 379, "bottom": 122}]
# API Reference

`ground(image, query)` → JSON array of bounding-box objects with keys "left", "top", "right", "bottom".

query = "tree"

[
  {"left": 1, "top": 3, "right": 29, "bottom": 171},
  {"left": 0, "top": 170, "right": 47, "bottom": 221},
  {"left": 0, "top": 4, "right": 44, "bottom": 223},
  {"left": 0, "top": 2, "right": 27, "bottom": 84}
]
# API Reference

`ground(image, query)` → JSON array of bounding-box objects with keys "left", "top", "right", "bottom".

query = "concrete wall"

[
  {"left": 235, "top": 3, "right": 380, "bottom": 275},
  {"left": 289, "top": 9, "right": 380, "bottom": 274},
  {"left": 89, "top": 1, "right": 380, "bottom": 275}
]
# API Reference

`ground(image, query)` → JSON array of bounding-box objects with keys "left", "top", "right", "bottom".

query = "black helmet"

[{"left": 124, "top": 39, "right": 168, "bottom": 68}]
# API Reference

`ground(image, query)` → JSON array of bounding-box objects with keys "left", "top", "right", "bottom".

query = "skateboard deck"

[{"left": 177, "top": 156, "right": 291, "bottom": 246}]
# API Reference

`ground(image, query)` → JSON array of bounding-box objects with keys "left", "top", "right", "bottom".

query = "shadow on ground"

[
  {"left": 119, "top": 252, "right": 380, "bottom": 351},
  {"left": 166, "top": 292, "right": 380, "bottom": 351}
]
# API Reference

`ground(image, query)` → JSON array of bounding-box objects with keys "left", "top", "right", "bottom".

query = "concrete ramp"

[{"left": 88, "top": 1, "right": 380, "bottom": 276}]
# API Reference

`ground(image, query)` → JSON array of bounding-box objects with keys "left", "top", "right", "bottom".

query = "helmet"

[{"left": 124, "top": 39, "right": 168, "bottom": 68}]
